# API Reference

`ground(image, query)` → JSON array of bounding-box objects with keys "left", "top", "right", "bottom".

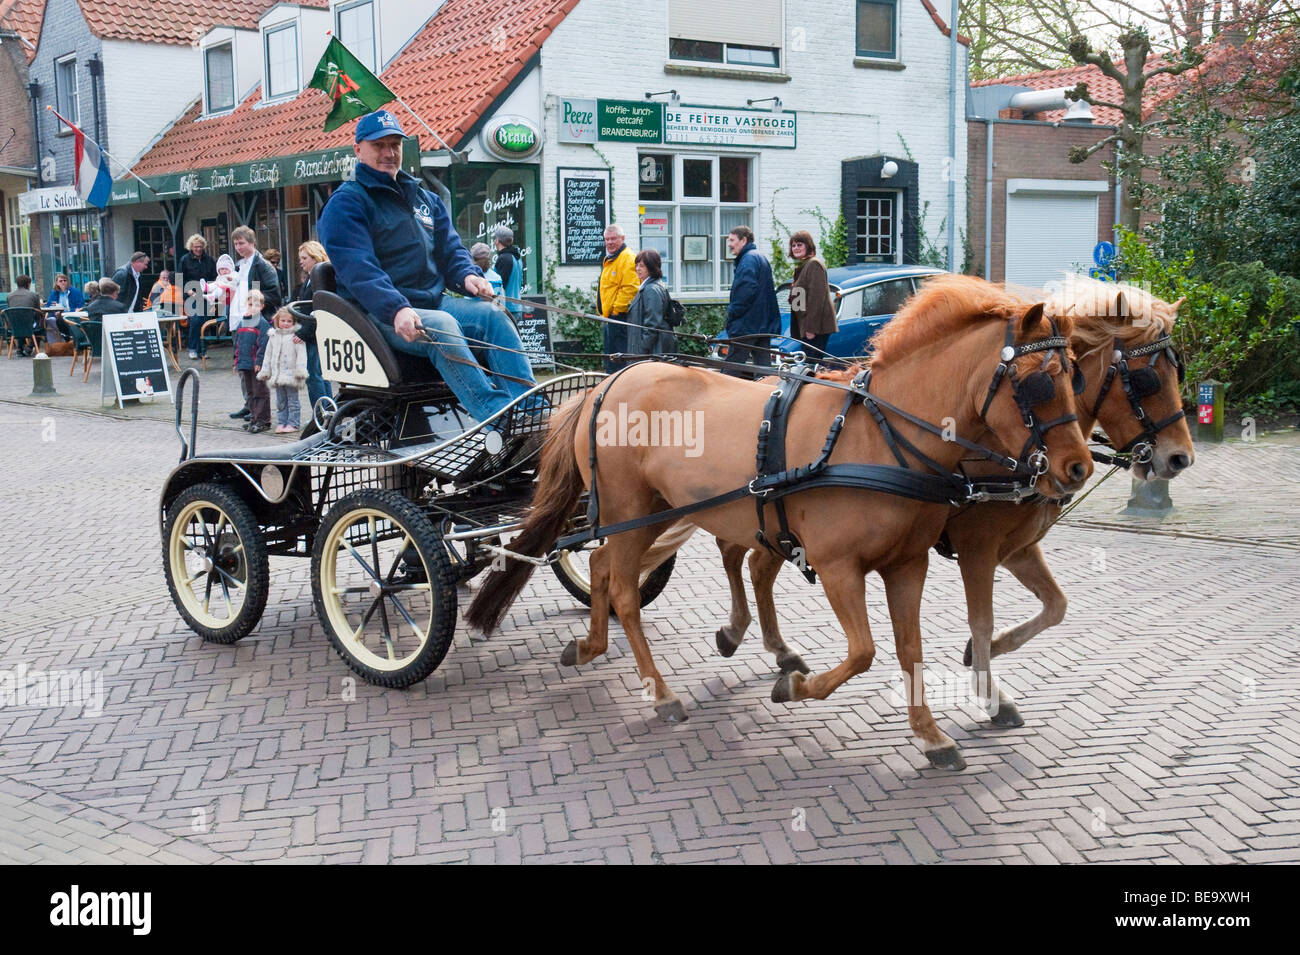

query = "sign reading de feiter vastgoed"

[
  {"left": 116, "top": 139, "right": 421, "bottom": 203},
  {"left": 665, "top": 105, "right": 797, "bottom": 148}
]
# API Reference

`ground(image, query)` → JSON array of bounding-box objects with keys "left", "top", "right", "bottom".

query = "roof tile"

[
  {"left": 133, "top": 0, "right": 580, "bottom": 177},
  {"left": 0, "top": 0, "right": 45, "bottom": 62},
  {"left": 77, "top": 0, "right": 328, "bottom": 47}
]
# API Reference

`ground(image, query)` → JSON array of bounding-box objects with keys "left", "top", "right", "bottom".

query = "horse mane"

[
  {"left": 1041, "top": 274, "right": 1178, "bottom": 355},
  {"left": 867, "top": 274, "right": 1040, "bottom": 370}
]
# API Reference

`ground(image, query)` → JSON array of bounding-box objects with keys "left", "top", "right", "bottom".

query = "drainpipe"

[
  {"left": 27, "top": 80, "right": 41, "bottom": 179},
  {"left": 1113, "top": 141, "right": 1122, "bottom": 246},
  {"left": 984, "top": 120, "right": 993, "bottom": 280},
  {"left": 88, "top": 55, "right": 103, "bottom": 146},
  {"left": 947, "top": 0, "right": 959, "bottom": 271}
]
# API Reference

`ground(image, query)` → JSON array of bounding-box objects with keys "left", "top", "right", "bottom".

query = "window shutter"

[{"left": 669, "top": 0, "right": 783, "bottom": 50}]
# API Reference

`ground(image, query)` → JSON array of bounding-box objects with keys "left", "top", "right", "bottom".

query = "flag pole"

[
  {"left": 387, "top": 91, "right": 465, "bottom": 161},
  {"left": 47, "top": 105, "right": 159, "bottom": 195}
]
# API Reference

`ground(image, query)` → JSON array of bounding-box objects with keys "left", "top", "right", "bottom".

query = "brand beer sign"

[{"left": 482, "top": 115, "right": 543, "bottom": 161}]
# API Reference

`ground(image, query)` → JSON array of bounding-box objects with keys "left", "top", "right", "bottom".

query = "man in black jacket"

[
  {"left": 112, "top": 252, "right": 149, "bottom": 312},
  {"left": 84, "top": 278, "right": 129, "bottom": 317},
  {"left": 229, "top": 225, "right": 281, "bottom": 320}
]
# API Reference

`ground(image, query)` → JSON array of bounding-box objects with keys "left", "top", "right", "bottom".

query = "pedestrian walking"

[
  {"left": 788, "top": 229, "right": 837, "bottom": 363},
  {"left": 625, "top": 249, "right": 676, "bottom": 356},
  {"left": 492, "top": 226, "right": 523, "bottom": 318},
  {"left": 598, "top": 224, "right": 638, "bottom": 372},
  {"left": 724, "top": 225, "right": 779, "bottom": 376}
]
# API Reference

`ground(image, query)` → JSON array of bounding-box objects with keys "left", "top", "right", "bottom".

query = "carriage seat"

[{"left": 307, "top": 262, "right": 447, "bottom": 389}]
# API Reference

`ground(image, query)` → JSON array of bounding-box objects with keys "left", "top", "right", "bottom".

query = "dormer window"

[
  {"left": 336, "top": 0, "right": 377, "bottom": 72},
  {"left": 265, "top": 22, "right": 300, "bottom": 99},
  {"left": 205, "top": 43, "right": 235, "bottom": 112}
]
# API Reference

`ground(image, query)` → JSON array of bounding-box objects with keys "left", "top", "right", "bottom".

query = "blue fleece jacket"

[
  {"left": 317, "top": 162, "right": 482, "bottom": 324},
  {"left": 725, "top": 242, "right": 780, "bottom": 338},
  {"left": 233, "top": 315, "right": 269, "bottom": 371}
]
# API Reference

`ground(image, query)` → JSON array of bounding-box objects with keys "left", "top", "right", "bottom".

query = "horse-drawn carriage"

[{"left": 159, "top": 267, "right": 671, "bottom": 687}]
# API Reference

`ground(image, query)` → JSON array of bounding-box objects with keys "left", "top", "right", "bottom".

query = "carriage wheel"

[
  {"left": 312, "top": 489, "right": 457, "bottom": 688},
  {"left": 163, "top": 483, "right": 270, "bottom": 644},
  {"left": 551, "top": 550, "right": 676, "bottom": 611}
]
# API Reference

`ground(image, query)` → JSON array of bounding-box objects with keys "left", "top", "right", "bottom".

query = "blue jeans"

[
  {"left": 304, "top": 341, "right": 331, "bottom": 411},
  {"left": 274, "top": 385, "right": 301, "bottom": 428},
  {"left": 376, "top": 297, "right": 535, "bottom": 423}
]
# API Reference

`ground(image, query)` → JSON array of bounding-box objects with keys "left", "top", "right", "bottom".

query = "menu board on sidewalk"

[
  {"left": 558, "top": 167, "right": 610, "bottom": 265},
  {"left": 101, "top": 311, "right": 172, "bottom": 409},
  {"left": 516, "top": 296, "right": 554, "bottom": 371}
]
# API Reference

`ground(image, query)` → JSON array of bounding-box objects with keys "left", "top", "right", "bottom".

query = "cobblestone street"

[{"left": 1, "top": 373, "right": 1298, "bottom": 863}]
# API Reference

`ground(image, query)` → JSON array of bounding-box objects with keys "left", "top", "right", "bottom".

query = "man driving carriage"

[{"left": 317, "top": 110, "right": 536, "bottom": 424}]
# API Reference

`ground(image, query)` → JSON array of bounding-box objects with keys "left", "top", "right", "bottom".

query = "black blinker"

[
  {"left": 1130, "top": 366, "right": 1161, "bottom": 398},
  {"left": 1072, "top": 362, "right": 1086, "bottom": 396},
  {"left": 1020, "top": 370, "right": 1056, "bottom": 406}
]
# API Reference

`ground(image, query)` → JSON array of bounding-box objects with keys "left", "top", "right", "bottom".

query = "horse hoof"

[
  {"left": 925, "top": 746, "right": 967, "bottom": 771},
  {"left": 962, "top": 638, "right": 973, "bottom": 668},
  {"left": 990, "top": 702, "right": 1024, "bottom": 728},
  {"left": 771, "top": 672, "right": 800, "bottom": 703},
  {"left": 655, "top": 699, "right": 688, "bottom": 723},
  {"left": 560, "top": 640, "right": 580, "bottom": 667},
  {"left": 776, "top": 651, "right": 810, "bottom": 675},
  {"left": 715, "top": 628, "right": 741, "bottom": 658}
]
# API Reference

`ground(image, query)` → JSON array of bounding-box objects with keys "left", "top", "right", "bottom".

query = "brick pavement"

[{"left": 0, "top": 398, "right": 1297, "bottom": 864}]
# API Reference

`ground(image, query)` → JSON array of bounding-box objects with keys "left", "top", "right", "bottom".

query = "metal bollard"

[
  {"left": 1125, "top": 475, "right": 1172, "bottom": 515},
  {"left": 30, "top": 353, "right": 58, "bottom": 396}
]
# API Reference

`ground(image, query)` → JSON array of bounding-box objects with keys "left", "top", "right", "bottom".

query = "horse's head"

[
  {"left": 976, "top": 302, "right": 1093, "bottom": 498},
  {"left": 1054, "top": 286, "right": 1195, "bottom": 481}
]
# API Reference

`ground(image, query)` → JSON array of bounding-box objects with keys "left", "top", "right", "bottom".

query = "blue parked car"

[{"left": 714, "top": 263, "right": 946, "bottom": 361}]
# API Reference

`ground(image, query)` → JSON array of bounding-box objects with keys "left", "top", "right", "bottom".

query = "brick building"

[{"left": 0, "top": 0, "right": 42, "bottom": 292}]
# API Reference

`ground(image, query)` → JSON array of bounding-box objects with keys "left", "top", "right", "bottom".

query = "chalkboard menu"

[
  {"left": 558, "top": 167, "right": 610, "bottom": 265},
  {"left": 100, "top": 312, "right": 172, "bottom": 409},
  {"left": 516, "top": 296, "right": 554, "bottom": 370}
]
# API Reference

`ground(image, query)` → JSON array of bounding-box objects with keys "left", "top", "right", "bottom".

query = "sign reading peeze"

[
  {"left": 558, "top": 167, "right": 610, "bottom": 265},
  {"left": 100, "top": 312, "right": 172, "bottom": 409}
]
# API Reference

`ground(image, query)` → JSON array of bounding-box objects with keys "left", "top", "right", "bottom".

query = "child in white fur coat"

[{"left": 258, "top": 308, "right": 309, "bottom": 433}]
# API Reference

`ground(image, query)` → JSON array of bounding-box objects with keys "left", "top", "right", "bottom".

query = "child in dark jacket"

[{"left": 233, "top": 289, "right": 272, "bottom": 433}]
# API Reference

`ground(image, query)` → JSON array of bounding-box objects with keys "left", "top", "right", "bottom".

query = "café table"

[{"left": 39, "top": 305, "right": 66, "bottom": 343}]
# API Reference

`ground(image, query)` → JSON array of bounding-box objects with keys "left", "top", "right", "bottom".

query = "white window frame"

[
  {"left": 666, "top": 39, "right": 782, "bottom": 71},
  {"left": 263, "top": 21, "right": 301, "bottom": 101},
  {"left": 54, "top": 55, "right": 79, "bottom": 134},
  {"left": 638, "top": 150, "right": 758, "bottom": 298},
  {"left": 6, "top": 196, "right": 33, "bottom": 282},
  {"left": 204, "top": 42, "right": 236, "bottom": 115},
  {"left": 336, "top": 0, "right": 378, "bottom": 72}
]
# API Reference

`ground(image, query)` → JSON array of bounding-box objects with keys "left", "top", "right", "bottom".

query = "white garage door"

[{"left": 1005, "top": 181, "right": 1105, "bottom": 288}]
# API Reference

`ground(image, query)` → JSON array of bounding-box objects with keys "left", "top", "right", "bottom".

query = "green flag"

[{"left": 309, "top": 37, "right": 395, "bottom": 132}]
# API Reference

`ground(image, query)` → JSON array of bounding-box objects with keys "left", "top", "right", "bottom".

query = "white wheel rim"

[
  {"left": 320, "top": 507, "right": 436, "bottom": 672},
  {"left": 168, "top": 500, "right": 249, "bottom": 629},
  {"left": 556, "top": 548, "right": 657, "bottom": 597}
]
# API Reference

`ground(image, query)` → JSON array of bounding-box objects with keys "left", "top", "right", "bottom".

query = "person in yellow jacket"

[{"left": 598, "top": 223, "right": 640, "bottom": 371}]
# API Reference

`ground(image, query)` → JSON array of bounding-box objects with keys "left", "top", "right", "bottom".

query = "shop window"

[
  {"left": 133, "top": 220, "right": 171, "bottom": 274},
  {"left": 254, "top": 189, "right": 282, "bottom": 257},
  {"left": 265, "top": 22, "right": 299, "bottom": 99},
  {"left": 637, "top": 153, "right": 755, "bottom": 297},
  {"left": 284, "top": 184, "right": 311, "bottom": 291},
  {"left": 206, "top": 43, "right": 235, "bottom": 113},
  {"left": 667, "top": 0, "right": 783, "bottom": 69},
  {"left": 856, "top": 191, "right": 899, "bottom": 262},
  {"left": 337, "top": 0, "right": 377, "bottom": 72},
  {"left": 52, "top": 212, "right": 102, "bottom": 289},
  {"left": 438, "top": 164, "right": 540, "bottom": 297},
  {"left": 856, "top": 0, "right": 897, "bottom": 59},
  {"left": 6, "top": 197, "right": 32, "bottom": 284},
  {"left": 54, "top": 56, "right": 78, "bottom": 128}
]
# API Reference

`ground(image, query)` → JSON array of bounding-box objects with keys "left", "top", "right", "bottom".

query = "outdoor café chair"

[{"left": 3, "top": 307, "right": 41, "bottom": 357}]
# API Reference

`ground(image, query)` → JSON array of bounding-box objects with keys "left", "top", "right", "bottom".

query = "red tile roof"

[
  {"left": 77, "top": 0, "right": 328, "bottom": 47},
  {"left": 0, "top": 0, "right": 45, "bottom": 62},
  {"left": 133, "top": 0, "right": 580, "bottom": 177},
  {"left": 973, "top": 60, "right": 1193, "bottom": 125}
]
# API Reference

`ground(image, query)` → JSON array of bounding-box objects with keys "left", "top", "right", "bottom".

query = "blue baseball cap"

[{"left": 355, "top": 109, "right": 406, "bottom": 142}]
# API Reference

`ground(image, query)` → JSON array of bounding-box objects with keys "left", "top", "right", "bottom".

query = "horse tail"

[{"left": 465, "top": 396, "right": 587, "bottom": 634}]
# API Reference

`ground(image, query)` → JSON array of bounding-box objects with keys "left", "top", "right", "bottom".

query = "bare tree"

[{"left": 961, "top": 0, "right": 1291, "bottom": 230}]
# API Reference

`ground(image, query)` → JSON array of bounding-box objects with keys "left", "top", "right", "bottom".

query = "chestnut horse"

[
  {"left": 466, "top": 277, "right": 1093, "bottom": 770},
  {"left": 647, "top": 277, "right": 1194, "bottom": 729}
]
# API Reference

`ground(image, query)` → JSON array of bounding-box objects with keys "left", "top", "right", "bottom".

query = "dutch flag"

[
  {"left": 51, "top": 108, "right": 113, "bottom": 209},
  {"left": 74, "top": 128, "right": 112, "bottom": 209}
]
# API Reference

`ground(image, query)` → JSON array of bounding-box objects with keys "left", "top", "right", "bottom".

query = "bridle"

[
  {"left": 1090, "top": 334, "right": 1186, "bottom": 465},
  {"left": 977, "top": 316, "right": 1085, "bottom": 479}
]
